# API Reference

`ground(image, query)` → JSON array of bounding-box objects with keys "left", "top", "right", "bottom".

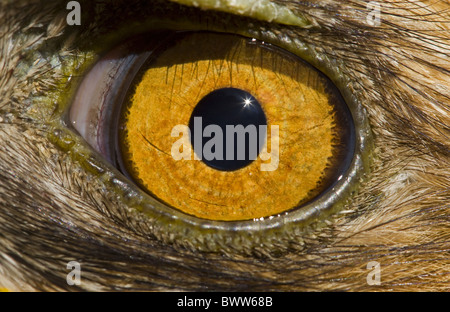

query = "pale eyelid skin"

[{"left": 0, "top": 0, "right": 448, "bottom": 291}]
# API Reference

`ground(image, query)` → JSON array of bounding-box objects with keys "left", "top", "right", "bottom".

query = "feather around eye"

[{"left": 0, "top": 0, "right": 448, "bottom": 292}]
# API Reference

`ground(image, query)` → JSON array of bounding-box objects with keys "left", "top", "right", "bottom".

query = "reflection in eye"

[{"left": 69, "top": 31, "right": 355, "bottom": 221}]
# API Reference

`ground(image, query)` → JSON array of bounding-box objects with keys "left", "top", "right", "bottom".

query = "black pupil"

[{"left": 188, "top": 88, "right": 267, "bottom": 171}]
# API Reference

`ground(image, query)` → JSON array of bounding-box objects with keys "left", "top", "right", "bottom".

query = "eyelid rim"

[{"left": 59, "top": 17, "right": 373, "bottom": 253}]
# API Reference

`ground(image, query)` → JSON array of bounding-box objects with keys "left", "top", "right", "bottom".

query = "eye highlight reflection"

[{"left": 69, "top": 31, "right": 355, "bottom": 222}]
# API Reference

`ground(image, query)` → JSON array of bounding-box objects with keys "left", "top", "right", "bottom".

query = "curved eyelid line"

[
  {"left": 69, "top": 41, "right": 154, "bottom": 159},
  {"left": 169, "top": 0, "right": 316, "bottom": 28},
  {"left": 99, "top": 33, "right": 369, "bottom": 224},
  {"left": 122, "top": 29, "right": 373, "bottom": 232}
]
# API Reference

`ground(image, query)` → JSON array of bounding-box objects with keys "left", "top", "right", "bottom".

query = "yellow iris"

[{"left": 120, "top": 32, "right": 338, "bottom": 221}]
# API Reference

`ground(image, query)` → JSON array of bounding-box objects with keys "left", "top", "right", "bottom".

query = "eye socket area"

[{"left": 68, "top": 30, "right": 362, "bottom": 225}]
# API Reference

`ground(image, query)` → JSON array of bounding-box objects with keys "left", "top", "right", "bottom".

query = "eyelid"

[{"left": 54, "top": 7, "right": 374, "bottom": 254}]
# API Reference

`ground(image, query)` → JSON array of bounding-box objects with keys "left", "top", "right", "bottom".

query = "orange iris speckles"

[{"left": 120, "top": 32, "right": 340, "bottom": 221}]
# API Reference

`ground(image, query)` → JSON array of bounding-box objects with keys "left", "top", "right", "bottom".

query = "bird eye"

[{"left": 69, "top": 30, "right": 357, "bottom": 222}]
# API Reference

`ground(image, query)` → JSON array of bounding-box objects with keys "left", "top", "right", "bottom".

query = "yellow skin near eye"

[{"left": 121, "top": 33, "right": 337, "bottom": 221}]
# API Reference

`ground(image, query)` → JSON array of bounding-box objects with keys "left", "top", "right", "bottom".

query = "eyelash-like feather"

[{"left": 0, "top": 0, "right": 448, "bottom": 291}]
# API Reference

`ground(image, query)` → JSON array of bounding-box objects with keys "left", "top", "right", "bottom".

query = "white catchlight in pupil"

[{"left": 243, "top": 97, "right": 253, "bottom": 107}]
